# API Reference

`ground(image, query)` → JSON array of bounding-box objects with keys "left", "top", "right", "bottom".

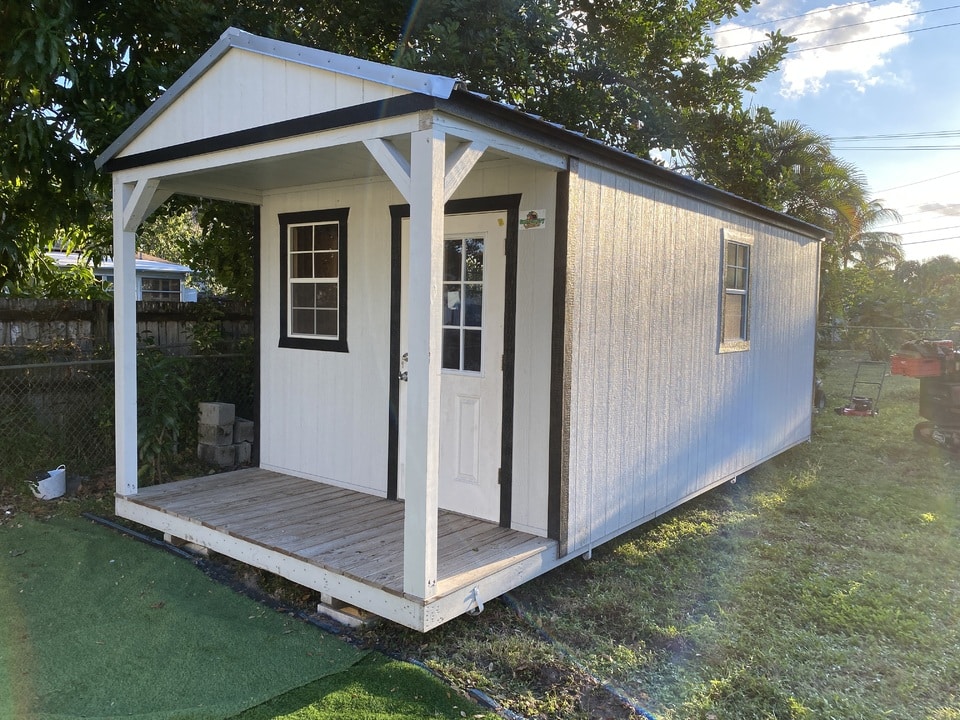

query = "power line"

[
  {"left": 715, "top": 4, "right": 960, "bottom": 51},
  {"left": 901, "top": 236, "right": 960, "bottom": 246},
  {"left": 896, "top": 224, "right": 960, "bottom": 236},
  {"left": 876, "top": 169, "right": 960, "bottom": 192},
  {"left": 833, "top": 145, "right": 960, "bottom": 150},
  {"left": 831, "top": 130, "right": 960, "bottom": 141},
  {"left": 711, "top": 0, "right": 876, "bottom": 35},
  {"left": 787, "top": 20, "right": 960, "bottom": 53}
]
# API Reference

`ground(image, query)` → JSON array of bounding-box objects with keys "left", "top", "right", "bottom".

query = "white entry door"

[{"left": 398, "top": 211, "right": 506, "bottom": 522}]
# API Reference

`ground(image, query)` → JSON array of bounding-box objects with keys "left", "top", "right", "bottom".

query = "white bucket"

[{"left": 29, "top": 465, "right": 66, "bottom": 500}]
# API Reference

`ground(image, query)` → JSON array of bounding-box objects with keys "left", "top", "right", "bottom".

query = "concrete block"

[
  {"left": 235, "top": 440, "right": 252, "bottom": 465},
  {"left": 198, "top": 422, "right": 234, "bottom": 447},
  {"left": 197, "top": 443, "right": 236, "bottom": 467},
  {"left": 198, "top": 402, "right": 235, "bottom": 427},
  {"left": 234, "top": 418, "right": 255, "bottom": 444}
]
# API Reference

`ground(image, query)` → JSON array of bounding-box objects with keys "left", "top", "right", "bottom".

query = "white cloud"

[{"left": 714, "top": 1, "right": 922, "bottom": 98}]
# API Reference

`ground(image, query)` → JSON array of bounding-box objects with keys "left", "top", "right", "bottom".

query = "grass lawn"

[
  {"left": 363, "top": 352, "right": 960, "bottom": 719},
  {"left": 5, "top": 350, "right": 958, "bottom": 719}
]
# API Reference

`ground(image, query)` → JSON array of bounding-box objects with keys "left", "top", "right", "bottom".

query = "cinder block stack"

[{"left": 197, "top": 402, "right": 255, "bottom": 468}]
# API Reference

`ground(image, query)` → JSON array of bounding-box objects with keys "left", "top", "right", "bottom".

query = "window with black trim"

[
  {"left": 279, "top": 208, "right": 349, "bottom": 352},
  {"left": 720, "top": 229, "right": 752, "bottom": 352}
]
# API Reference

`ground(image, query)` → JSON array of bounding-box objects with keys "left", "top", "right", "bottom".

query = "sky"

[{"left": 712, "top": 0, "right": 960, "bottom": 262}]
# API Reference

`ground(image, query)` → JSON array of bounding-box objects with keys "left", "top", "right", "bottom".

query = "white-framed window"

[
  {"left": 279, "top": 208, "right": 349, "bottom": 352},
  {"left": 141, "top": 276, "right": 181, "bottom": 301},
  {"left": 720, "top": 229, "right": 753, "bottom": 352}
]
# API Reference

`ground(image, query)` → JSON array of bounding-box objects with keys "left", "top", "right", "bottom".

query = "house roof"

[
  {"left": 50, "top": 251, "right": 192, "bottom": 275},
  {"left": 96, "top": 27, "right": 828, "bottom": 240}
]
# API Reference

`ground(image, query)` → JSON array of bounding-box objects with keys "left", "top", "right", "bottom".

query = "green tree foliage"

[{"left": 2, "top": 0, "right": 789, "bottom": 295}]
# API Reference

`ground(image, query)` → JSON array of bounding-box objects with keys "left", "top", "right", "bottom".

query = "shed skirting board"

[{"left": 567, "top": 435, "right": 812, "bottom": 554}]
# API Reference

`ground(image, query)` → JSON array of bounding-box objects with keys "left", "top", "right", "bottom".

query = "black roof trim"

[
  {"left": 439, "top": 89, "right": 828, "bottom": 240},
  {"left": 101, "top": 93, "right": 436, "bottom": 173}
]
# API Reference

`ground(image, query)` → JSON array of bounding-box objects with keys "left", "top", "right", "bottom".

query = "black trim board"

[
  {"left": 548, "top": 171, "right": 571, "bottom": 555},
  {"left": 102, "top": 94, "right": 436, "bottom": 173},
  {"left": 252, "top": 205, "right": 261, "bottom": 466},
  {"left": 104, "top": 80, "right": 823, "bottom": 243},
  {"left": 387, "top": 195, "right": 522, "bottom": 530},
  {"left": 278, "top": 208, "right": 350, "bottom": 353}
]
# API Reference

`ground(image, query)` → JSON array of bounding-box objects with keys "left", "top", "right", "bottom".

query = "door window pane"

[
  {"left": 441, "top": 236, "right": 485, "bottom": 373},
  {"left": 442, "top": 328, "right": 461, "bottom": 370},
  {"left": 463, "top": 285, "right": 483, "bottom": 327},
  {"left": 463, "top": 330, "right": 482, "bottom": 372},
  {"left": 444, "top": 239, "right": 462, "bottom": 281}
]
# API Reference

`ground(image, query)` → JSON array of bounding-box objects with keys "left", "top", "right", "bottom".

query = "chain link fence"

[
  {"left": 818, "top": 324, "right": 959, "bottom": 362},
  {"left": 0, "top": 348, "right": 254, "bottom": 490}
]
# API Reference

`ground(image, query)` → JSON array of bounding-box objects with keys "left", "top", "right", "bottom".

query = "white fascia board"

[
  {"left": 433, "top": 114, "right": 567, "bottom": 170},
  {"left": 95, "top": 31, "right": 236, "bottom": 170},
  {"left": 231, "top": 29, "right": 458, "bottom": 98},
  {"left": 110, "top": 113, "right": 421, "bottom": 187}
]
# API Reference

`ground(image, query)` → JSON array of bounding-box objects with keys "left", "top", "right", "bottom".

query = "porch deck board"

[{"left": 127, "top": 468, "right": 556, "bottom": 603}]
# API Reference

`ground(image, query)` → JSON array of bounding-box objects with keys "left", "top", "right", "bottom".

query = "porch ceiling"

[{"left": 153, "top": 133, "right": 519, "bottom": 204}]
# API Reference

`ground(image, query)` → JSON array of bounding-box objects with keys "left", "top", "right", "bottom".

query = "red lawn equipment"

[
  {"left": 891, "top": 339, "right": 960, "bottom": 455},
  {"left": 835, "top": 361, "right": 887, "bottom": 416}
]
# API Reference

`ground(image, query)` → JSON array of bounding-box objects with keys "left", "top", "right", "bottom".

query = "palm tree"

[{"left": 836, "top": 200, "right": 903, "bottom": 269}]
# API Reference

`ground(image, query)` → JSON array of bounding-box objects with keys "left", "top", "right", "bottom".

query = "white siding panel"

[
  {"left": 120, "top": 49, "right": 408, "bottom": 158},
  {"left": 565, "top": 164, "right": 820, "bottom": 549},
  {"left": 259, "top": 179, "right": 400, "bottom": 494}
]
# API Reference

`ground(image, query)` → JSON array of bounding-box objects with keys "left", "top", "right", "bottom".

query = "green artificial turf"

[
  {"left": 231, "top": 653, "right": 494, "bottom": 719},
  {"left": 0, "top": 515, "right": 367, "bottom": 720}
]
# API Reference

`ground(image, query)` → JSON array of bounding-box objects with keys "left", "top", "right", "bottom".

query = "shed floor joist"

[{"left": 115, "top": 468, "right": 560, "bottom": 630}]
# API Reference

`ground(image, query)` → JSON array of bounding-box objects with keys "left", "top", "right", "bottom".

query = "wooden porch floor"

[{"left": 119, "top": 468, "right": 558, "bottom": 628}]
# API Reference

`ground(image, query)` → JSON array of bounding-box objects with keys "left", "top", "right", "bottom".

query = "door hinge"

[{"left": 497, "top": 468, "right": 502, "bottom": 485}]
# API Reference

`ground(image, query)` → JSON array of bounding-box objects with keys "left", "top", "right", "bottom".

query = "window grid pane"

[
  {"left": 288, "top": 221, "right": 340, "bottom": 339},
  {"left": 441, "top": 237, "right": 484, "bottom": 372},
  {"left": 722, "top": 240, "right": 750, "bottom": 343}
]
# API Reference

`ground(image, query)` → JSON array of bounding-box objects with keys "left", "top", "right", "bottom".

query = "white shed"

[{"left": 97, "top": 28, "right": 823, "bottom": 631}]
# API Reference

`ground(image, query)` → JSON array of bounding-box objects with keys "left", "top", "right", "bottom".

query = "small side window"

[
  {"left": 279, "top": 208, "right": 349, "bottom": 352},
  {"left": 720, "top": 229, "right": 753, "bottom": 353}
]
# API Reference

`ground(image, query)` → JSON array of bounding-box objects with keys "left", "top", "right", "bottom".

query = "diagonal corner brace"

[
  {"left": 443, "top": 140, "right": 486, "bottom": 203},
  {"left": 121, "top": 178, "right": 163, "bottom": 233},
  {"left": 364, "top": 138, "right": 412, "bottom": 204}
]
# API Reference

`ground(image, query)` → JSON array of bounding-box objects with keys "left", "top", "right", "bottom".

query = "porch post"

[
  {"left": 403, "top": 125, "right": 445, "bottom": 599},
  {"left": 113, "top": 176, "right": 159, "bottom": 497}
]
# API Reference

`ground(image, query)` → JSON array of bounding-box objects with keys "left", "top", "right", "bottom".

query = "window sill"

[
  {"left": 719, "top": 340, "right": 750, "bottom": 354},
  {"left": 279, "top": 336, "right": 349, "bottom": 353}
]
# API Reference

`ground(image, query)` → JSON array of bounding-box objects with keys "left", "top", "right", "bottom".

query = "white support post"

[
  {"left": 403, "top": 126, "right": 446, "bottom": 600},
  {"left": 113, "top": 176, "right": 159, "bottom": 498}
]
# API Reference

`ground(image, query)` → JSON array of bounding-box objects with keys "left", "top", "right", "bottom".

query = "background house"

[{"left": 49, "top": 250, "right": 197, "bottom": 302}]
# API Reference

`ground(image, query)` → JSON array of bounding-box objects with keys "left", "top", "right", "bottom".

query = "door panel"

[{"left": 398, "top": 211, "right": 505, "bottom": 522}]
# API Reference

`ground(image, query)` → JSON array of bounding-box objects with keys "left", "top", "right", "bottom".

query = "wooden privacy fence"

[{"left": 0, "top": 297, "right": 253, "bottom": 357}]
